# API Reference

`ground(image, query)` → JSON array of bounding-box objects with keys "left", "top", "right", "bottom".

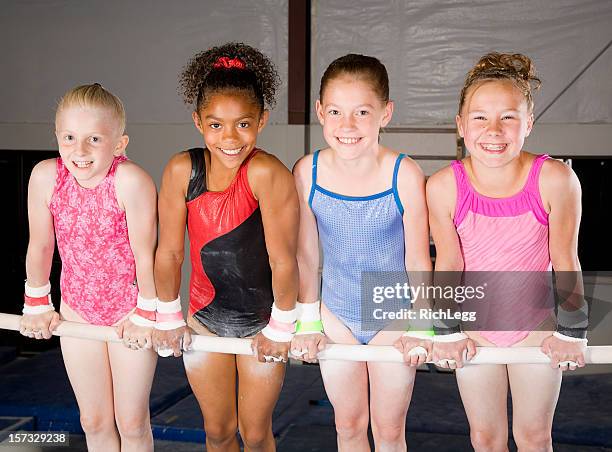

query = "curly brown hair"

[
  {"left": 179, "top": 42, "right": 280, "bottom": 112},
  {"left": 459, "top": 52, "right": 541, "bottom": 114}
]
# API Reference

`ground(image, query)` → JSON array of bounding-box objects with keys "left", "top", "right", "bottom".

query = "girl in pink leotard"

[
  {"left": 20, "top": 84, "right": 158, "bottom": 452},
  {"left": 427, "top": 53, "right": 587, "bottom": 451}
]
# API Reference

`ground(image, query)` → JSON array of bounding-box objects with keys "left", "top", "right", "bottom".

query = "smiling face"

[
  {"left": 456, "top": 80, "right": 533, "bottom": 168},
  {"left": 192, "top": 91, "right": 268, "bottom": 170},
  {"left": 55, "top": 105, "right": 128, "bottom": 188},
  {"left": 316, "top": 75, "right": 392, "bottom": 160}
]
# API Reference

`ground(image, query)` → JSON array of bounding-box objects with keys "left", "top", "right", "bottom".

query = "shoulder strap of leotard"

[
  {"left": 524, "top": 154, "right": 550, "bottom": 195},
  {"left": 107, "top": 155, "right": 128, "bottom": 177},
  {"left": 450, "top": 159, "right": 470, "bottom": 198},
  {"left": 307, "top": 150, "right": 320, "bottom": 208},
  {"left": 392, "top": 153, "right": 406, "bottom": 215},
  {"left": 186, "top": 147, "right": 207, "bottom": 202}
]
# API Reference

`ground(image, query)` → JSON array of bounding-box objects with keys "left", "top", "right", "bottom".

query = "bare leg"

[
  {"left": 508, "top": 364, "right": 561, "bottom": 452},
  {"left": 59, "top": 305, "right": 119, "bottom": 452},
  {"left": 319, "top": 303, "right": 370, "bottom": 452},
  {"left": 456, "top": 364, "right": 510, "bottom": 452},
  {"left": 108, "top": 342, "right": 157, "bottom": 452},
  {"left": 368, "top": 330, "right": 416, "bottom": 452},
  {"left": 184, "top": 348, "right": 240, "bottom": 452},
  {"left": 236, "top": 355, "right": 286, "bottom": 452}
]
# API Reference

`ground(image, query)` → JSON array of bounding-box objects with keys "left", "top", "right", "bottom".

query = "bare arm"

[
  {"left": 249, "top": 152, "right": 299, "bottom": 311},
  {"left": 22, "top": 159, "right": 61, "bottom": 338},
  {"left": 290, "top": 154, "right": 327, "bottom": 361},
  {"left": 25, "top": 159, "right": 56, "bottom": 286},
  {"left": 426, "top": 167, "right": 475, "bottom": 367},
  {"left": 293, "top": 154, "right": 320, "bottom": 303},
  {"left": 542, "top": 159, "right": 582, "bottom": 272},
  {"left": 427, "top": 167, "right": 464, "bottom": 272},
  {"left": 115, "top": 162, "right": 157, "bottom": 299},
  {"left": 247, "top": 152, "right": 299, "bottom": 362},
  {"left": 154, "top": 153, "right": 190, "bottom": 301},
  {"left": 397, "top": 157, "right": 432, "bottom": 271},
  {"left": 152, "top": 152, "right": 191, "bottom": 355},
  {"left": 543, "top": 160, "right": 583, "bottom": 318},
  {"left": 540, "top": 159, "right": 586, "bottom": 369},
  {"left": 392, "top": 157, "right": 434, "bottom": 364}
]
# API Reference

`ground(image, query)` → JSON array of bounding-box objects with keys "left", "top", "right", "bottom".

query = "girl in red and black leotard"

[
  {"left": 185, "top": 146, "right": 275, "bottom": 337},
  {"left": 153, "top": 43, "right": 299, "bottom": 451}
]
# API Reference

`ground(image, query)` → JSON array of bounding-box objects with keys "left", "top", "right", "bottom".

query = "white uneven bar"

[{"left": 2, "top": 313, "right": 611, "bottom": 364}]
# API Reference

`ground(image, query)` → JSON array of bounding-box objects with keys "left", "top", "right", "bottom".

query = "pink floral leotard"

[{"left": 49, "top": 156, "right": 137, "bottom": 325}]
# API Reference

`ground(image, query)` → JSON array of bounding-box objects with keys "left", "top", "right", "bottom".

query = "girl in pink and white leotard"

[
  {"left": 452, "top": 153, "right": 554, "bottom": 346},
  {"left": 21, "top": 84, "right": 158, "bottom": 451},
  {"left": 427, "top": 53, "right": 586, "bottom": 451}
]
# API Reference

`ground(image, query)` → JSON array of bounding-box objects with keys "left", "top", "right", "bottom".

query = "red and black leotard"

[{"left": 185, "top": 148, "right": 273, "bottom": 337}]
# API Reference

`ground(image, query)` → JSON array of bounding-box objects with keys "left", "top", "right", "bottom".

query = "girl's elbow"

[
  {"left": 27, "top": 242, "right": 54, "bottom": 260},
  {"left": 269, "top": 255, "right": 299, "bottom": 273},
  {"left": 155, "top": 248, "right": 185, "bottom": 267},
  {"left": 434, "top": 254, "right": 464, "bottom": 271},
  {"left": 551, "top": 253, "right": 581, "bottom": 271}
]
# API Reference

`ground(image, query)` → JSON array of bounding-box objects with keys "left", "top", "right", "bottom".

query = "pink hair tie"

[{"left": 213, "top": 56, "right": 246, "bottom": 70}]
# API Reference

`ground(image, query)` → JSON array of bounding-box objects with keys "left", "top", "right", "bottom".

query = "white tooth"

[
  {"left": 74, "top": 161, "right": 92, "bottom": 168},
  {"left": 482, "top": 144, "right": 505, "bottom": 151}
]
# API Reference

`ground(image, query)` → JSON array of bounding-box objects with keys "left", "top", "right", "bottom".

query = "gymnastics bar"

[{"left": 2, "top": 313, "right": 611, "bottom": 364}]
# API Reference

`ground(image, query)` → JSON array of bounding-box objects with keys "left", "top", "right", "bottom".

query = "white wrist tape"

[
  {"left": 296, "top": 300, "right": 321, "bottom": 321},
  {"left": 553, "top": 331, "right": 588, "bottom": 344},
  {"left": 261, "top": 325, "right": 294, "bottom": 342},
  {"left": 154, "top": 297, "right": 186, "bottom": 331},
  {"left": 137, "top": 294, "right": 157, "bottom": 311},
  {"left": 130, "top": 294, "right": 157, "bottom": 327},
  {"left": 24, "top": 281, "right": 51, "bottom": 298},
  {"left": 22, "top": 304, "right": 55, "bottom": 315},
  {"left": 261, "top": 302, "right": 296, "bottom": 342},
  {"left": 294, "top": 300, "right": 324, "bottom": 336},
  {"left": 432, "top": 332, "right": 468, "bottom": 343},
  {"left": 271, "top": 302, "right": 297, "bottom": 323}
]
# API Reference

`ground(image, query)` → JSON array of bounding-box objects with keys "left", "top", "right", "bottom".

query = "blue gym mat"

[{"left": 0, "top": 349, "right": 190, "bottom": 432}]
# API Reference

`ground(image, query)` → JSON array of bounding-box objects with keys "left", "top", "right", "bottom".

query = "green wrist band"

[
  {"left": 295, "top": 320, "right": 324, "bottom": 333},
  {"left": 407, "top": 328, "right": 435, "bottom": 336}
]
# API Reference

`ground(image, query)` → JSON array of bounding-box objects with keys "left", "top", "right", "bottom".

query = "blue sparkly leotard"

[{"left": 309, "top": 150, "right": 409, "bottom": 344}]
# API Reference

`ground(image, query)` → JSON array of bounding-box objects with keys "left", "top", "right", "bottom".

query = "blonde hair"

[
  {"left": 56, "top": 83, "right": 126, "bottom": 134},
  {"left": 459, "top": 52, "right": 541, "bottom": 114}
]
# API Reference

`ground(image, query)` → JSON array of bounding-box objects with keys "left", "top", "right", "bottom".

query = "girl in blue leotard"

[{"left": 292, "top": 54, "right": 432, "bottom": 451}]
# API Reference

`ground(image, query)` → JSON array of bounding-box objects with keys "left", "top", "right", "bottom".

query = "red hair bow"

[{"left": 213, "top": 56, "right": 246, "bottom": 70}]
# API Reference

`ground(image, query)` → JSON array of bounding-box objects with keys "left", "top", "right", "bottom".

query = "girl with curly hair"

[{"left": 153, "top": 42, "right": 299, "bottom": 451}]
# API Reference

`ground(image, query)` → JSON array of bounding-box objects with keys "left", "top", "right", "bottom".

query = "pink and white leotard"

[
  {"left": 49, "top": 156, "right": 137, "bottom": 325},
  {"left": 452, "top": 154, "right": 553, "bottom": 346}
]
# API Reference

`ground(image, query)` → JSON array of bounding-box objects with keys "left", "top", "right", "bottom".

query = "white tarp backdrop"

[
  {"left": 312, "top": 0, "right": 612, "bottom": 125},
  {"left": 1, "top": 1, "right": 611, "bottom": 127},
  {"left": 0, "top": 0, "right": 288, "bottom": 125}
]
